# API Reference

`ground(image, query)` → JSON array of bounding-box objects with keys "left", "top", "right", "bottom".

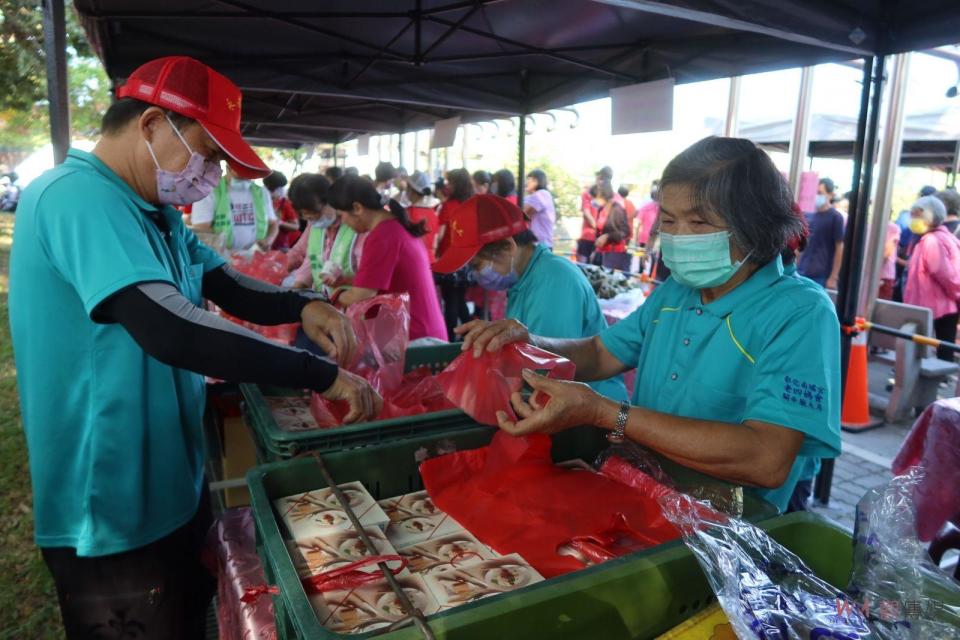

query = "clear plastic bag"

[
  {"left": 660, "top": 469, "right": 960, "bottom": 640},
  {"left": 346, "top": 293, "right": 410, "bottom": 395}
]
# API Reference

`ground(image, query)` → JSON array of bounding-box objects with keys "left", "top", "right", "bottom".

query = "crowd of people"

[
  {"left": 798, "top": 178, "right": 960, "bottom": 361},
  {"left": 6, "top": 54, "right": 953, "bottom": 639}
]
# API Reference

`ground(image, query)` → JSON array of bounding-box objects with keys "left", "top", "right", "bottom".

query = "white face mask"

[{"left": 312, "top": 216, "right": 336, "bottom": 229}]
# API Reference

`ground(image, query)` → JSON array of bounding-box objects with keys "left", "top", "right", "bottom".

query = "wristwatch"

[{"left": 607, "top": 400, "right": 631, "bottom": 443}]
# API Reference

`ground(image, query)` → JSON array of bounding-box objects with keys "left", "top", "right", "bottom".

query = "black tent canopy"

[{"left": 74, "top": 0, "right": 960, "bottom": 142}]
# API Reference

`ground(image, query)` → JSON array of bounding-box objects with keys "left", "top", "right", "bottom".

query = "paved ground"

[{"left": 809, "top": 356, "right": 948, "bottom": 531}]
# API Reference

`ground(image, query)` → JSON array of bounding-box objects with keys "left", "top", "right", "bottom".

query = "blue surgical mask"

[
  {"left": 814, "top": 194, "right": 828, "bottom": 209},
  {"left": 472, "top": 261, "right": 519, "bottom": 291},
  {"left": 660, "top": 231, "right": 751, "bottom": 289}
]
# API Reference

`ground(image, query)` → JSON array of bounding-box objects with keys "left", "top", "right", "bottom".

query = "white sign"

[
  {"left": 430, "top": 117, "right": 461, "bottom": 149},
  {"left": 357, "top": 134, "right": 370, "bottom": 156},
  {"left": 610, "top": 78, "right": 675, "bottom": 135}
]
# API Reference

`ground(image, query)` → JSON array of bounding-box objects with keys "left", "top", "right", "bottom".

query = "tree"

[
  {"left": 0, "top": 1, "right": 94, "bottom": 111},
  {"left": 0, "top": 1, "right": 110, "bottom": 154}
]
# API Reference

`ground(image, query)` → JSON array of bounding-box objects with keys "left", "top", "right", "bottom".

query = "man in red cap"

[
  {"left": 433, "top": 194, "right": 627, "bottom": 402},
  {"left": 9, "top": 56, "right": 381, "bottom": 638}
]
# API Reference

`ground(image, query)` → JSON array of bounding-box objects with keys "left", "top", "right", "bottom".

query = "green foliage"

[
  {"left": 526, "top": 154, "right": 581, "bottom": 218},
  {"left": 0, "top": 1, "right": 110, "bottom": 153}
]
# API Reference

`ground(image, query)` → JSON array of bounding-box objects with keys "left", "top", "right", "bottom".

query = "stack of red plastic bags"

[
  {"left": 419, "top": 431, "right": 693, "bottom": 578},
  {"left": 219, "top": 250, "right": 299, "bottom": 345},
  {"left": 309, "top": 294, "right": 456, "bottom": 427}
]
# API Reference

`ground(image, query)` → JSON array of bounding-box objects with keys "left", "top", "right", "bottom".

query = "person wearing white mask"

[
  {"left": 8, "top": 57, "right": 380, "bottom": 638},
  {"left": 797, "top": 177, "right": 845, "bottom": 289},
  {"left": 453, "top": 137, "right": 842, "bottom": 514},
  {"left": 284, "top": 173, "right": 359, "bottom": 295}
]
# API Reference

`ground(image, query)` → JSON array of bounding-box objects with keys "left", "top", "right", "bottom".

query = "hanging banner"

[
  {"left": 610, "top": 78, "right": 674, "bottom": 135},
  {"left": 357, "top": 134, "right": 370, "bottom": 156},
  {"left": 431, "top": 117, "right": 461, "bottom": 149}
]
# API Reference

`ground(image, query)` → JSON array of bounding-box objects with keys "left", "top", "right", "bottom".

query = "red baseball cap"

[
  {"left": 117, "top": 56, "right": 270, "bottom": 179},
  {"left": 432, "top": 194, "right": 528, "bottom": 274}
]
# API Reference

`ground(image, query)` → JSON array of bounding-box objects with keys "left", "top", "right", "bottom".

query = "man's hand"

[
  {"left": 455, "top": 319, "right": 530, "bottom": 357},
  {"left": 300, "top": 300, "right": 357, "bottom": 366},
  {"left": 826, "top": 276, "right": 838, "bottom": 290},
  {"left": 321, "top": 369, "right": 383, "bottom": 424},
  {"left": 496, "top": 370, "right": 612, "bottom": 436}
]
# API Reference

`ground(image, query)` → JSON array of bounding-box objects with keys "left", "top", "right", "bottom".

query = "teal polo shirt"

[
  {"left": 599, "top": 256, "right": 841, "bottom": 511},
  {"left": 9, "top": 148, "right": 225, "bottom": 556},
  {"left": 507, "top": 244, "right": 628, "bottom": 402}
]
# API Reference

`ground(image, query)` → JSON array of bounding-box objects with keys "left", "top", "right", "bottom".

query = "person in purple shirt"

[
  {"left": 523, "top": 169, "right": 557, "bottom": 248},
  {"left": 798, "top": 177, "right": 845, "bottom": 288}
]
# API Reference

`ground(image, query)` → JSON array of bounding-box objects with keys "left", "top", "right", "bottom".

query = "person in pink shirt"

[
  {"left": 904, "top": 195, "right": 960, "bottom": 361},
  {"left": 878, "top": 220, "right": 901, "bottom": 300},
  {"left": 328, "top": 175, "right": 446, "bottom": 341},
  {"left": 636, "top": 180, "right": 660, "bottom": 246}
]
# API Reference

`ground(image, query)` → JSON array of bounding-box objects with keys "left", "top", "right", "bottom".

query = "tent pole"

[
  {"left": 815, "top": 55, "right": 886, "bottom": 506},
  {"left": 517, "top": 114, "right": 526, "bottom": 208},
  {"left": 333, "top": 143, "right": 338, "bottom": 168},
  {"left": 951, "top": 140, "right": 960, "bottom": 188},
  {"left": 724, "top": 76, "right": 741, "bottom": 137},
  {"left": 788, "top": 66, "right": 815, "bottom": 198},
  {"left": 859, "top": 52, "right": 911, "bottom": 322},
  {"left": 42, "top": 0, "right": 69, "bottom": 165},
  {"left": 398, "top": 132, "right": 404, "bottom": 169}
]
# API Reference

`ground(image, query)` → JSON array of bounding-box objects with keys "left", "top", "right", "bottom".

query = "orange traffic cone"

[{"left": 841, "top": 325, "right": 883, "bottom": 432}]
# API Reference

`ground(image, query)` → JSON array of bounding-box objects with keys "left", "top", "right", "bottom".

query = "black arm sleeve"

[
  {"left": 98, "top": 282, "right": 339, "bottom": 393},
  {"left": 202, "top": 265, "right": 327, "bottom": 326}
]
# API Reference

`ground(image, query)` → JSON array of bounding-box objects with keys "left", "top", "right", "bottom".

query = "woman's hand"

[
  {"left": 595, "top": 234, "right": 609, "bottom": 249},
  {"left": 321, "top": 369, "right": 383, "bottom": 423},
  {"left": 300, "top": 300, "right": 358, "bottom": 366},
  {"left": 496, "top": 370, "right": 613, "bottom": 436},
  {"left": 455, "top": 319, "right": 530, "bottom": 357}
]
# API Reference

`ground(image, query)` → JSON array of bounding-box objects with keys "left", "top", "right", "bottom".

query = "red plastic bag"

[
  {"left": 310, "top": 368, "right": 455, "bottom": 428},
  {"left": 347, "top": 294, "right": 410, "bottom": 395},
  {"left": 231, "top": 250, "right": 288, "bottom": 285},
  {"left": 420, "top": 431, "right": 680, "bottom": 577},
  {"left": 436, "top": 343, "right": 576, "bottom": 426},
  {"left": 892, "top": 398, "right": 960, "bottom": 541}
]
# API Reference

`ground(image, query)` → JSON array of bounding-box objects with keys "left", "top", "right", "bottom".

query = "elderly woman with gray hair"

[
  {"left": 456, "top": 137, "right": 842, "bottom": 512},
  {"left": 904, "top": 195, "right": 960, "bottom": 361}
]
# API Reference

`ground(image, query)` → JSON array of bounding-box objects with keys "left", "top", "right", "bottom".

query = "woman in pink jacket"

[{"left": 904, "top": 195, "right": 960, "bottom": 361}]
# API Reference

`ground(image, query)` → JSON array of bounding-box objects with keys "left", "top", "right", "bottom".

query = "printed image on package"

[
  {"left": 275, "top": 482, "right": 389, "bottom": 540},
  {"left": 287, "top": 527, "right": 401, "bottom": 578},
  {"left": 397, "top": 531, "right": 499, "bottom": 575},
  {"left": 423, "top": 554, "right": 544, "bottom": 610},
  {"left": 379, "top": 491, "right": 462, "bottom": 547},
  {"left": 309, "top": 575, "right": 439, "bottom": 634},
  {"left": 264, "top": 396, "right": 317, "bottom": 431}
]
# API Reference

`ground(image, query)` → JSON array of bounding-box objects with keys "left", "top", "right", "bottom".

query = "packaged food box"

[
  {"left": 308, "top": 575, "right": 439, "bottom": 635},
  {"left": 275, "top": 482, "right": 389, "bottom": 540},
  {"left": 422, "top": 554, "right": 544, "bottom": 611},
  {"left": 396, "top": 530, "right": 499, "bottom": 575},
  {"left": 287, "top": 526, "right": 402, "bottom": 579},
  {"left": 265, "top": 396, "right": 317, "bottom": 432},
  {"left": 378, "top": 490, "right": 463, "bottom": 547}
]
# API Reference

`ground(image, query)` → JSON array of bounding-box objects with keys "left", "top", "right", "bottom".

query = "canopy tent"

[
  {"left": 730, "top": 107, "right": 960, "bottom": 170},
  {"left": 73, "top": 0, "right": 960, "bottom": 142}
]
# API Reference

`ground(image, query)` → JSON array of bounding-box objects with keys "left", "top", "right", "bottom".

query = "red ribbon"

[
  {"left": 240, "top": 584, "right": 280, "bottom": 604},
  {"left": 301, "top": 555, "right": 408, "bottom": 593}
]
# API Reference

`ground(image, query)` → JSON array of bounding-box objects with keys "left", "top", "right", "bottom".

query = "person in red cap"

[
  {"left": 8, "top": 56, "right": 381, "bottom": 638},
  {"left": 433, "top": 194, "right": 628, "bottom": 401}
]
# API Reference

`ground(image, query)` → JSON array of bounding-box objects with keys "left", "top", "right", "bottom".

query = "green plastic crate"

[
  {"left": 241, "top": 343, "right": 474, "bottom": 461},
  {"left": 248, "top": 426, "right": 784, "bottom": 639}
]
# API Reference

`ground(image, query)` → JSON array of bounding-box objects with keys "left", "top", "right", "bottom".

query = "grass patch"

[{"left": 0, "top": 213, "right": 63, "bottom": 638}]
